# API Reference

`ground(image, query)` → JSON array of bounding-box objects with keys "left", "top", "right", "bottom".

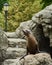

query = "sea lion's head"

[{"left": 22, "top": 29, "right": 30, "bottom": 36}]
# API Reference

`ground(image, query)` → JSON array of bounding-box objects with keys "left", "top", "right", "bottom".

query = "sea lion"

[{"left": 19, "top": 29, "right": 40, "bottom": 60}]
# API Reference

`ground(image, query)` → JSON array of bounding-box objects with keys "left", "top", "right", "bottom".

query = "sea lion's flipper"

[{"left": 19, "top": 54, "right": 27, "bottom": 60}]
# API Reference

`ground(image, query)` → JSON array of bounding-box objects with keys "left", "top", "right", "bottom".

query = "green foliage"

[
  {"left": 0, "top": 0, "right": 52, "bottom": 31},
  {"left": 7, "top": 0, "right": 43, "bottom": 31},
  {"left": 41, "top": 0, "right": 52, "bottom": 9},
  {"left": 0, "top": 13, "right": 4, "bottom": 29}
]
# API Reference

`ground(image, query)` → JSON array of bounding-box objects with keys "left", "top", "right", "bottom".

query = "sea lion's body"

[
  {"left": 26, "top": 32, "right": 39, "bottom": 54},
  {"left": 19, "top": 30, "right": 39, "bottom": 60}
]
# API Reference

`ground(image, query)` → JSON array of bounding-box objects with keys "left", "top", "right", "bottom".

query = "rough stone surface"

[
  {"left": 5, "top": 32, "right": 17, "bottom": 38},
  {"left": 8, "top": 38, "right": 27, "bottom": 48},
  {"left": 0, "top": 29, "right": 8, "bottom": 49},
  {"left": 5, "top": 47, "right": 26, "bottom": 59},
  {"left": 15, "top": 20, "right": 34, "bottom": 38},
  {"left": 32, "top": 5, "right": 52, "bottom": 46},
  {"left": 20, "top": 53, "right": 52, "bottom": 65},
  {"left": 0, "top": 47, "right": 26, "bottom": 64},
  {"left": 0, "top": 29, "right": 9, "bottom": 65},
  {"left": 45, "top": 4, "right": 52, "bottom": 11},
  {"left": 0, "top": 48, "right": 7, "bottom": 62},
  {"left": 2, "top": 53, "right": 52, "bottom": 65},
  {"left": 2, "top": 58, "right": 20, "bottom": 65}
]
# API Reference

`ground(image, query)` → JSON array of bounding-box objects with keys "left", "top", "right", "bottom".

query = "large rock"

[
  {"left": 8, "top": 38, "right": 27, "bottom": 48},
  {"left": 5, "top": 47, "right": 26, "bottom": 59},
  {"left": 32, "top": 5, "right": 52, "bottom": 24},
  {"left": 2, "top": 53, "right": 52, "bottom": 65},
  {"left": 32, "top": 5, "right": 52, "bottom": 46},
  {"left": 15, "top": 20, "right": 34, "bottom": 38},
  {"left": 0, "top": 29, "right": 8, "bottom": 49},
  {"left": 0, "top": 29, "right": 8, "bottom": 64},
  {"left": 45, "top": 4, "right": 52, "bottom": 11},
  {"left": 2, "top": 58, "right": 20, "bottom": 65},
  {"left": 0, "top": 47, "right": 26, "bottom": 63},
  {"left": 0, "top": 48, "right": 6, "bottom": 62},
  {"left": 5, "top": 32, "right": 17, "bottom": 38},
  {"left": 20, "top": 53, "right": 52, "bottom": 65}
]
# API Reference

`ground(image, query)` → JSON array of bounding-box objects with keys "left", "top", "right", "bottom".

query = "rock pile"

[{"left": 0, "top": 4, "right": 52, "bottom": 65}]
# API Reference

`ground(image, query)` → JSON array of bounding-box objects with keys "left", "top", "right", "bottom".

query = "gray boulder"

[
  {"left": 8, "top": 38, "right": 27, "bottom": 48},
  {"left": 5, "top": 32, "right": 17, "bottom": 38},
  {"left": 0, "top": 29, "right": 8, "bottom": 49},
  {"left": 2, "top": 53, "right": 52, "bottom": 65},
  {"left": 2, "top": 58, "right": 20, "bottom": 65},
  {"left": 0, "top": 29, "right": 9, "bottom": 64},
  {"left": 15, "top": 20, "right": 34, "bottom": 38},
  {"left": 5, "top": 47, "right": 26, "bottom": 59},
  {"left": 32, "top": 5, "right": 52, "bottom": 46},
  {"left": 20, "top": 53, "right": 52, "bottom": 65},
  {"left": 45, "top": 4, "right": 52, "bottom": 11}
]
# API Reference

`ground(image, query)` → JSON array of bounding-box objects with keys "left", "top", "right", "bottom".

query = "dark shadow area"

[
  {"left": 34, "top": 23, "right": 52, "bottom": 58},
  {"left": 0, "top": 0, "right": 8, "bottom": 11},
  {"left": 40, "top": 0, "right": 52, "bottom": 9}
]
